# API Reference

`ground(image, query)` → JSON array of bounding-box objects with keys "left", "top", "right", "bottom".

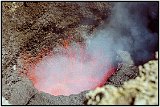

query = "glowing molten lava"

[{"left": 19, "top": 42, "right": 116, "bottom": 96}]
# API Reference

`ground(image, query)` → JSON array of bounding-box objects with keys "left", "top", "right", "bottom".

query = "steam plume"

[{"left": 32, "top": 2, "right": 158, "bottom": 96}]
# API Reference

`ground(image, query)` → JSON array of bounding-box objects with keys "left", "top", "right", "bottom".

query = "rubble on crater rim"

[{"left": 85, "top": 52, "right": 158, "bottom": 105}]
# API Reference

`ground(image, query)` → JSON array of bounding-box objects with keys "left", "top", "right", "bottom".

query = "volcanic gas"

[{"left": 19, "top": 41, "right": 116, "bottom": 96}]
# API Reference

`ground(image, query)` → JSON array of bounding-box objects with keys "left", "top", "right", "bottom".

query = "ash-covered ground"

[{"left": 2, "top": 2, "right": 158, "bottom": 105}]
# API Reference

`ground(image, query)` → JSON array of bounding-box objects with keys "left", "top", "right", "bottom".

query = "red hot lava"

[{"left": 19, "top": 41, "right": 116, "bottom": 96}]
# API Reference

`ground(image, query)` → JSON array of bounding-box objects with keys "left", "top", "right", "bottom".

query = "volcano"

[{"left": 20, "top": 43, "right": 116, "bottom": 96}]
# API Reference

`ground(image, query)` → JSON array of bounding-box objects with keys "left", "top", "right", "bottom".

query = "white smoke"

[
  {"left": 33, "top": 2, "right": 158, "bottom": 96},
  {"left": 34, "top": 43, "right": 113, "bottom": 96},
  {"left": 105, "top": 2, "right": 158, "bottom": 64}
]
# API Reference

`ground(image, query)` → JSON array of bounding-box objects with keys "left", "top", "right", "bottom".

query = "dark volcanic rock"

[
  {"left": 2, "top": 2, "right": 138, "bottom": 105},
  {"left": 106, "top": 50, "right": 139, "bottom": 87},
  {"left": 27, "top": 91, "right": 88, "bottom": 105}
]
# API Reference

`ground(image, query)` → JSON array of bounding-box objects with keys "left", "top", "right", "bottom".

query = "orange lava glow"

[
  {"left": 19, "top": 48, "right": 53, "bottom": 84},
  {"left": 19, "top": 43, "right": 116, "bottom": 96}
]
